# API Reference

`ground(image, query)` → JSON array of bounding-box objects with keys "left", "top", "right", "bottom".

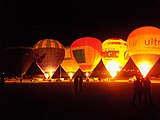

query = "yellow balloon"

[
  {"left": 127, "top": 26, "right": 160, "bottom": 77},
  {"left": 61, "top": 46, "right": 79, "bottom": 79},
  {"left": 102, "top": 38, "right": 129, "bottom": 78}
]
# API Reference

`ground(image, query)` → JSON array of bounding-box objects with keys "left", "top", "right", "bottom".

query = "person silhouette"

[
  {"left": 142, "top": 77, "right": 153, "bottom": 104},
  {"left": 74, "top": 76, "right": 83, "bottom": 93},
  {"left": 74, "top": 76, "right": 78, "bottom": 93},
  {"left": 79, "top": 76, "right": 83, "bottom": 92},
  {"left": 131, "top": 77, "right": 143, "bottom": 105}
]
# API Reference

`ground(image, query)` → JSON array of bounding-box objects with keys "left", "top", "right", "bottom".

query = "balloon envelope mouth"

[{"left": 131, "top": 54, "right": 160, "bottom": 78}]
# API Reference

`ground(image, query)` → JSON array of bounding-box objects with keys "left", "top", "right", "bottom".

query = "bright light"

[
  {"left": 85, "top": 72, "right": 91, "bottom": 79},
  {"left": 138, "top": 62, "right": 151, "bottom": 78},
  {"left": 44, "top": 70, "right": 54, "bottom": 79},
  {"left": 44, "top": 73, "right": 49, "bottom": 79},
  {"left": 60, "top": 78, "right": 64, "bottom": 81},
  {"left": 49, "top": 71, "right": 54, "bottom": 79},
  {"left": 105, "top": 60, "right": 121, "bottom": 78},
  {"left": 68, "top": 72, "right": 74, "bottom": 79}
]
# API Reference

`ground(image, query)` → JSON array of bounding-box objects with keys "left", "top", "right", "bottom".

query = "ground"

[{"left": 0, "top": 81, "right": 160, "bottom": 120}]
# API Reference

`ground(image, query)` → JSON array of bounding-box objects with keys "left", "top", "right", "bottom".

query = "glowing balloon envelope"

[
  {"left": 33, "top": 39, "right": 65, "bottom": 79},
  {"left": 127, "top": 26, "right": 160, "bottom": 77},
  {"left": 70, "top": 37, "right": 102, "bottom": 78},
  {"left": 61, "top": 46, "right": 79, "bottom": 79},
  {"left": 102, "top": 38, "right": 129, "bottom": 78}
]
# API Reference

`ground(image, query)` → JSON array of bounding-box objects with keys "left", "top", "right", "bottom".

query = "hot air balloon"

[
  {"left": 61, "top": 46, "right": 79, "bottom": 79},
  {"left": 102, "top": 38, "right": 129, "bottom": 78},
  {"left": 70, "top": 37, "right": 102, "bottom": 79},
  {"left": 127, "top": 26, "right": 160, "bottom": 77},
  {"left": 0, "top": 47, "right": 34, "bottom": 78},
  {"left": 33, "top": 39, "right": 65, "bottom": 79}
]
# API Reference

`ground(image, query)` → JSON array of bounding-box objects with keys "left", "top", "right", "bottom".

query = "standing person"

[
  {"left": 74, "top": 76, "right": 78, "bottom": 93},
  {"left": 142, "top": 77, "right": 153, "bottom": 104},
  {"left": 79, "top": 76, "right": 83, "bottom": 92},
  {"left": 131, "top": 77, "right": 143, "bottom": 105}
]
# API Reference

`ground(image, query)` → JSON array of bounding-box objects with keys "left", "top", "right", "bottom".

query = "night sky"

[{"left": 1, "top": 0, "right": 160, "bottom": 50}]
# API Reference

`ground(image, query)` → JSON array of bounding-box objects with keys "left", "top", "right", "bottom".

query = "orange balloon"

[{"left": 127, "top": 26, "right": 160, "bottom": 77}]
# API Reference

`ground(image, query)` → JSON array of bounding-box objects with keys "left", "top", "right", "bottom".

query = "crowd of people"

[{"left": 131, "top": 76, "right": 153, "bottom": 105}]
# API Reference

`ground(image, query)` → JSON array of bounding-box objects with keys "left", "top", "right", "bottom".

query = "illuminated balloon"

[
  {"left": 0, "top": 47, "right": 34, "bottom": 77},
  {"left": 61, "top": 46, "right": 79, "bottom": 79},
  {"left": 102, "top": 38, "right": 129, "bottom": 78},
  {"left": 70, "top": 37, "right": 102, "bottom": 78},
  {"left": 33, "top": 39, "right": 65, "bottom": 79},
  {"left": 127, "top": 26, "right": 160, "bottom": 77}
]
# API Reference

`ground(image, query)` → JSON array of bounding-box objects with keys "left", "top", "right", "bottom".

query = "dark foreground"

[{"left": 0, "top": 82, "right": 160, "bottom": 120}]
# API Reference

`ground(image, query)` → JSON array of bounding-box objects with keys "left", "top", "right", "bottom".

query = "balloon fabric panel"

[
  {"left": 34, "top": 39, "right": 64, "bottom": 49},
  {"left": 71, "top": 46, "right": 101, "bottom": 72},
  {"left": 34, "top": 48, "right": 65, "bottom": 73},
  {"left": 73, "top": 49, "right": 86, "bottom": 63}
]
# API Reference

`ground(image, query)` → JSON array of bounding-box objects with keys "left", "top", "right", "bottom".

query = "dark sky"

[{"left": 1, "top": 0, "right": 160, "bottom": 50}]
